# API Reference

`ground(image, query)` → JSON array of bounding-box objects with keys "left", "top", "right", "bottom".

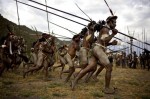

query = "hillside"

[
  {"left": 0, "top": 14, "right": 37, "bottom": 49},
  {"left": 0, "top": 14, "right": 70, "bottom": 51}
]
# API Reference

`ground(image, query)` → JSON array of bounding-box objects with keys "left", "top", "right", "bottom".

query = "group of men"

[
  {"left": 114, "top": 50, "right": 150, "bottom": 70},
  {"left": 0, "top": 15, "right": 119, "bottom": 94},
  {"left": 23, "top": 33, "right": 56, "bottom": 80},
  {"left": 0, "top": 25, "right": 27, "bottom": 75},
  {"left": 53, "top": 15, "right": 118, "bottom": 94}
]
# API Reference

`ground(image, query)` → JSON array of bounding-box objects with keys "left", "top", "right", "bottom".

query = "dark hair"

[
  {"left": 87, "top": 21, "right": 96, "bottom": 28},
  {"left": 72, "top": 34, "right": 80, "bottom": 40},
  {"left": 94, "top": 20, "right": 105, "bottom": 32},
  {"left": 106, "top": 16, "right": 117, "bottom": 23},
  {"left": 79, "top": 27, "right": 88, "bottom": 38}
]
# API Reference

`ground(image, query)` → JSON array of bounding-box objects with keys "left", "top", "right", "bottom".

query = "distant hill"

[{"left": 0, "top": 14, "right": 70, "bottom": 52}]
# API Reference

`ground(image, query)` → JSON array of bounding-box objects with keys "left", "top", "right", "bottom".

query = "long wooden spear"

[
  {"left": 49, "top": 20, "right": 146, "bottom": 51},
  {"left": 28, "top": 0, "right": 90, "bottom": 22},
  {"left": 30, "top": 0, "right": 150, "bottom": 46},
  {"left": 15, "top": 0, "right": 20, "bottom": 34},
  {"left": 110, "top": 47, "right": 129, "bottom": 53},
  {"left": 74, "top": 3, "right": 92, "bottom": 21},
  {"left": 49, "top": 21, "right": 77, "bottom": 35},
  {"left": 103, "top": 0, "right": 114, "bottom": 15},
  {"left": 16, "top": 0, "right": 86, "bottom": 27},
  {"left": 103, "top": 0, "right": 150, "bottom": 46},
  {"left": 16, "top": 0, "right": 150, "bottom": 46},
  {"left": 45, "top": 0, "right": 50, "bottom": 34}
]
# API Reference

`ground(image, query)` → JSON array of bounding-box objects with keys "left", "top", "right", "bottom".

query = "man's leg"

[
  {"left": 84, "top": 66, "right": 97, "bottom": 83},
  {"left": 75, "top": 48, "right": 88, "bottom": 68},
  {"left": 74, "top": 48, "right": 88, "bottom": 77},
  {"left": 53, "top": 56, "right": 65, "bottom": 71},
  {"left": 59, "top": 64, "right": 65, "bottom": 79},
  {"left": 43, "top": 59, "right": 49, "bottom": 80},
  {"left": 93, "top": 46, "right": 115, "bottom": 94},
  {"left": 71, "top": 56, "right": 97, "bottom": 90},
  {"left": 92, "top": 66, "right": 104, "bottom": 81},
  {"left": 23, "top": 51, "right": 44, "bottom": 78},
  {"left": 62, "top": 54, "right": 75, "bottom": 82}
]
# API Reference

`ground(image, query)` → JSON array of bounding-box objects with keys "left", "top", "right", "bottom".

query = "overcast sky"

[{"left": 0, "top": 0, "right": 150, "bottom": 52}]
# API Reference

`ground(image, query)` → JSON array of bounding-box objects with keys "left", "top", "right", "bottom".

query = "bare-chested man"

[
  {"left": 74, "top": 21, "right": 97, "bottom": 80},
  {"left": 53, "top": 44, "right": 68, "bottom": 78},
  {"left": 23, "top": 34, "right": 55, "bottom": 80},
  {"left": 30, "top": 33, "right": 48, "bottom": 66},
  {"left": 62, "top": 34, "right": 80, "bottom": 83},
  {"left": 92, "top": 39, "right": 118, "bottom": 81},
  {"left": 77, "top": 21, "right": 96, "bottom": 68},
  {"left": 71, "top": 16, "right": 118, "bottom": 94}
]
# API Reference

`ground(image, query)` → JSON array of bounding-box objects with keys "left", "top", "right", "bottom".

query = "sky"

[{"left": 0, "top": 0, "right": 150, "bottom": 53}]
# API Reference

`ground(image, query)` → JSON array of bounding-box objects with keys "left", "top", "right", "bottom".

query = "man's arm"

[
  {"left": 101, "top": 28, "right": 118, "bottom": 44},
  {"left": 107, "top": 40, "right": 118, "bottom": 46}
]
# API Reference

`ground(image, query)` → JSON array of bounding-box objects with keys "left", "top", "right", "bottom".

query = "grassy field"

[{"left": 0, "top": 63, "right": 150, "bottom": 99}]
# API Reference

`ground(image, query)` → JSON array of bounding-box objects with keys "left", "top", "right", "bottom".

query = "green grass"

[
  {"left": 91, "top": 91, "right": 104, "bottom": 98},
  {"left": 20, "top": 90, "right": 35, "bottom": 98},
  {"left": 2, "top": 80, "right": 14, "bottom": 85},
  {"left": 127, "top": 81, "right": 139, "bottom": 86},
  {"left": 52, "top": 92, "right": 67, "bottom": 97},
  {"left": 0, "top": 66, "right": 150, "bottom": 99},
  {"left": 48, "top": 82, "right": 62, "bottom": 88}
]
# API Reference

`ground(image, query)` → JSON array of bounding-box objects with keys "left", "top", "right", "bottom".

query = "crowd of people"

[
  {"left": 114, "top": 50, "right": 150, "bottom": 70},
  {"left": 0, "top": 15, "right": 149, "bottom": 94}
]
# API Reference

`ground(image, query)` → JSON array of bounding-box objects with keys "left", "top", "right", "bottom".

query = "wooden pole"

[
  {"left": 15, "top": 0, "right": 20, "bottom": 34},
  {"left": 45, "top": 0, "right": 50, "bottom": 34}
]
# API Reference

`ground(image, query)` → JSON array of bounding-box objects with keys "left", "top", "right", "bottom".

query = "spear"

[
  {"left": 51, "top": 32, "right": 72, "bottom": 39},
  {"left": 49, "top": 21, "right": 77, "bottom": 35},
  {"left": 28, "top": 0, "right": 90, "bottom": 22},
  {"left": 16, "top": 0, "right": 86, "bottom": 27},
  {"left": 103, "top": 0, "right": 150, "bottom": 46},
  {"left": 113, "top": 37, "right": 144, "bottom": 50},
  {"left": 15, "top": 0, "right": 20, "bottom": 34},
  {"left": 16, "top": 0, "right": 150, "bottom": 46},
  {"left": 27, "top": 0, "right": 150, "bottom": 46},
  {"left": 110, "top": 47, "right": 129, "bottom": 53},
  {"left": 74, "top": 3, "right": 92, "bottom": 21},
  {"left": 103, "top": 0, "right": 114, "bottom": 15},
  {"left": 45, "top": 0, "right": 50, "bottom": 34},
  {"left": 48, "top": 20, "right": 146, "bottom": 51}
]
